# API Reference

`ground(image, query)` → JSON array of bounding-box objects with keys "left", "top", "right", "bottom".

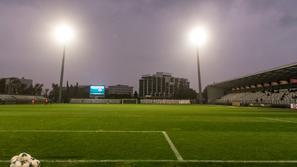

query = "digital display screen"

[{"left": 90, "top": 85, "right": 105, "bottom": 96}]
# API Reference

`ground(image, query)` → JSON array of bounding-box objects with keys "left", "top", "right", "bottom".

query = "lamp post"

[
  {"left": 58, "top": 45, "right": 66, "bottom": 103},
  {"left": 196, "top": 46, "right": 203, "bottom": 104},
  {"left": 189, "top": 26, "right": 208, "bottom": 104},
  {"left": 54, "top": 23, "right": 75, "bottom": 103}
]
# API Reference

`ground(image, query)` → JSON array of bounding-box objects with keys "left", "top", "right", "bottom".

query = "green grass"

[
  {"left": 0, "top": 104, "right": 297, "bottom": 167},
  {"left": 0, "top": 132, "right": 174, "bottom": 160}
]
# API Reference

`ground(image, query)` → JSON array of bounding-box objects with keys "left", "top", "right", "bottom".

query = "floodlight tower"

[
  {"left": 54, "top": 23, "right": 75, "bottom": 103},
  {"left": 188, "top": 26, "right": 208, "bottom": 104}
]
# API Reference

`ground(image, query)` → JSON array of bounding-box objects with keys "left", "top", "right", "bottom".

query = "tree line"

[{"left": 0, "top": 78, "right": 44, "bottom": 96}]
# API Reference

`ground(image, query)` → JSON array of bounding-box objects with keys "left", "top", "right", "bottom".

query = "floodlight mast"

[
  {"left": 196, "top": 46, "right": 203, "bottom": 104},
  {"left": 54, "top": 23, "right": 74, "bottom": 103},
  {"left": 58, "top": 45, "right": 66, "bottom": 103},
  {"left": 189, "top": 26, "right": 207, "bottom": 104}
]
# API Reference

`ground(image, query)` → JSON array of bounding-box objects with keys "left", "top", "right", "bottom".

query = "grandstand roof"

[{"left": 209, "top": 62, "right": 297, "bottom": 89}]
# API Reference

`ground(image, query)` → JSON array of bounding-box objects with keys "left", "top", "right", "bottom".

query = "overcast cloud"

[{"left": 0, "top": 0, "right": 297, "bottom": 91}]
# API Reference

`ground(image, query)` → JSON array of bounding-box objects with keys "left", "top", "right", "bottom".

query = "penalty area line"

[
  {"left": 162, "top": 131, "right": 183, "bottom": 161},
  {"left": 2, "top": 160, "right": 297, "bottom": 163}
]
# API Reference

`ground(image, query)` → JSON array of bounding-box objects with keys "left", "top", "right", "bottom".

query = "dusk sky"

[{"left": 1, "top": 0, "right": 297, "bottom": 91}]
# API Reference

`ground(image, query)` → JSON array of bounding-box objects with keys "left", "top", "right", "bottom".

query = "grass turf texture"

[{"left": 0, "top": 104, "right": 297, "bottom": 167}]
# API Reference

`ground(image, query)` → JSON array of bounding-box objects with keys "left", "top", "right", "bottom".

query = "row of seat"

[{"left": 216, "top": 90, "right": 297, "bottom": 105}]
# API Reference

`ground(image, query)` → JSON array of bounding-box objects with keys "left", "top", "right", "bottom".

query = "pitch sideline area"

[
  {"left": 0, "top": 130, "right": 182, "bottom": 161},
  {"left": 1, "top": 130, "right": 297, "bottom": 165},
  {"left": 1, "top": 104, "right": 297, "bottom": 166}
]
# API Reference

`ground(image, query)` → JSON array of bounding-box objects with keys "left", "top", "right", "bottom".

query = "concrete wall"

[
  {"left": 70, "top": 98, "right": 191, "bottom": 104},
  {"left": 0, "top": 94, "right": 46, "bottom": 104},
  {"left": 140, "top": 99, "right": 191, "bottom": 104},
  {"left": 205, "top": 86, "right": 226, "bottom": 103},
  {"left": 70, "top": 99, "right": 122, "bottom": 104}
]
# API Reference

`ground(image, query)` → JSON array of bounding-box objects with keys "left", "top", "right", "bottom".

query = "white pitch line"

[
  {"left": 261, "top": 117, "right": 297, "bottom": 124},
  {"left": 162, "top": 131, "right": 183, "bottom": 161},
  {"left": 0, "top": 130, "right": 162, "bottom": 133},
  {"left": 2, "top": 159, "right": 297, "bottom": 163},
  {"left": 183, "top": 160, "right": 297, "bottom": 163}
]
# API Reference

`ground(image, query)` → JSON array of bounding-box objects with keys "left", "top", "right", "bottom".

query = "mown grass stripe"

[{"left": 262, "top": 117, "right": 297, "bottom": 124}]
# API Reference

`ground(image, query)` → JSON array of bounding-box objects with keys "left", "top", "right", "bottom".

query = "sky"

[{"left": 1, "top": 0, "right": 297, "bottom": 91}]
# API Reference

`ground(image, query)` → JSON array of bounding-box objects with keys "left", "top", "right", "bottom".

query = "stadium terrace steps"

[{"left": 216, "top": 89, "right": 297, "bottom": 106}]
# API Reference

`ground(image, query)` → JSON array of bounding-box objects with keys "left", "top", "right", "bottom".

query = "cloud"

[{"left": 279, "top": 15, "right": 297, "bottom": 27}]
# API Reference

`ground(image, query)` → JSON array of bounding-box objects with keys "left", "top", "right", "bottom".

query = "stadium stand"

[
  {"left": 216, "top": 89, "right": 297, "bottom": 106},
  {"left": 0, "top": 94, "right": 46, "bottom": 104},
  {"left": 205, "top": 62, "right": 297, "bottom": 107}
]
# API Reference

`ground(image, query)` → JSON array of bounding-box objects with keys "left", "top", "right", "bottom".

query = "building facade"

[
  {"left": 139, "top": 72, "right": 190, "bottom": 98},
  {"left": 0, "top": 77, "right": 33, "bottom": 94},
  {"left": 5, "top": 77, "right": 33, "bottom": 89},
  {"left": 107, "top": 84, "right": 133, "bottom": 97}
]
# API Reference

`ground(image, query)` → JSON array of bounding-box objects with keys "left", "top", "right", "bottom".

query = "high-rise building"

[
  {"left": 139, "top": 72, "right": 190, "bottom": 98},
  {"left": 0, "top": 77, "right": 33, "bottom": 94}
]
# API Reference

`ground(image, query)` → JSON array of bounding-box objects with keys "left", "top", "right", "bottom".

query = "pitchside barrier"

[
  {"left": 0, "top": 94, "right": 46, "bottom": 104},
  {"left": 70, "top": 98, "right": 191, "bottom": 104},
  {"left": 231, "top": 101, "right": 241, "bottom": 106},
  {"left": 70, "top": 99, "right": 122, "bottom": 104},
  {"left": 122, "top": 99, "right": 138, "bottom": 104},
  {"left": 140, "top": 99, "right": 191, "bottom": 104},
  {"left": 290, "top": 104, "right": 297, "bottom": 110}
]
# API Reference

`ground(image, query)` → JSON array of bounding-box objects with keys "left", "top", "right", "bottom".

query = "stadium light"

[
  {"left": 53, "top": 23, "right": 75, "bottom": 103},
  {"left": 188, "top": 26, "right": 208, "bottom": 104},
  {"left": 54, "top": 23, "right": 75, "bottom": 45},
  {"left": 188, "top": 26, "right": 208, "bottom": 47}
]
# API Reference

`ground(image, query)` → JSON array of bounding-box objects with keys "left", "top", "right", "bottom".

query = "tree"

[
  {"left": 33, "top": 83, "right": 43, "bottom": 96},
  {"left": 174, "top": 88, "right": 197, "bottom": 99},
  {"left": 76, "top": 86, "right": 89, "bottom": 98},
  {"left": 0, "top": 79, "right": 6, "bottom": 93},
  {"left": 44, "top": 89, "right": 49, "bottom": 98},
  {"left": 73, "top": 82, "right": 79, "bottom": 98},
  {"left": 133, "top": 91, "right": 138, "bottom": 98},
  {"left": 49, "top": 83, "right": 59, "bottom": 102},
  {"left": 64, "top": 81, "right": 70, "bottom": 103}
]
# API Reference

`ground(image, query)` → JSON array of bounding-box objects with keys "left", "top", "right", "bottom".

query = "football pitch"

[{"left": 1, "top": 104, "right": 297, "bottom": 167}]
